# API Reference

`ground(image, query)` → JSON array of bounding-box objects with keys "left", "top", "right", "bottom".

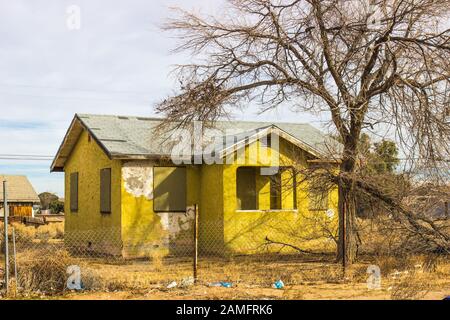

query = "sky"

[{"left": 0, "top": 0, "right": 328, "bottom": 197}]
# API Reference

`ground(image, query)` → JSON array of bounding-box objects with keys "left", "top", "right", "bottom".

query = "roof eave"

[
  {"left": 50, "top": 115, "right": 80, "bottom": 173},
  {"left": 50, "top": 114, "right": 114, "bottom": 172}
]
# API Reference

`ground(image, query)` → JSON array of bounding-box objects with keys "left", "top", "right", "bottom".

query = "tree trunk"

[{"left": 336, "top": 150, "right": 360, "bottom": 265}]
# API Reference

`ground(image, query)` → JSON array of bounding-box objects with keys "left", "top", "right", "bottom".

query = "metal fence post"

[
  {"left": 12, "top": 227, "right": 17, "bottom": 291},
  {"left": 193, "top": 204, "right": 198, "bottom": 283},
  {"left": 3, "top": 180, "right": 9, "bottom": 294}
]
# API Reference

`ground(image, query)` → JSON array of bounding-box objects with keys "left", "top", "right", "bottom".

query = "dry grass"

[
  {"left": 2, "top": 219, "right": 448, "bottom": 300},
  {"left": 35, "top": 223, "right": 64, "bottom": 241},
  {"left": 389, "top": 272, "right": 431, "bottom": 300},
  {"left": 2, "top": 251, "right": 448, "bottom": 299},
  {"left": 149, "top": 250, "right": 166, "bottom": 272},
  {"left": 1, "top": 222, "right": 64, "bottom": 245},
  {"left": 15, "top": 248, "right": 77, "bottom": 295}
]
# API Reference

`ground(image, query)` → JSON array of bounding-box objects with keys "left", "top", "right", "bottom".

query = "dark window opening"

[{"left": 236, "top": 167, "right": 257, "bottom": 210}]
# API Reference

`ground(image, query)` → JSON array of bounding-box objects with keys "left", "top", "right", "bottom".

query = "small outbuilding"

[{"left": 0, "top": 175, "right": 40, "bottom": 218}]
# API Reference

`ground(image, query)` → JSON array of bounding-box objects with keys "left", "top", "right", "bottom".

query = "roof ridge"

[
  {"left": 77, "top": 113, "right": 165, "bottom": 121},
  {"left": 76, "top": 113, "right": 315, "bottom": 126}
]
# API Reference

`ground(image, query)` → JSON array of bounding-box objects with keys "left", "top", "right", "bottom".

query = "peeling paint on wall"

[
  {"left": 121, "top": 161, "right": 195, "bottom": 255},
  {"left": 122, "top": 161, "right": 154, "bottom": 200},
  {"left": 157, "top": 210, "right": 194, "bottom": 240}
]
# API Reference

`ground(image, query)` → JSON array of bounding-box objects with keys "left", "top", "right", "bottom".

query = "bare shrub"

[
  {"left": 390, "top": 272, "right": 431, "bottom": 300},
  {"left": 374, "top": 255, "right": 416, "bottom": 277},
  {"left": 16, "top": 249, "right": 77, "bottom": 294}
]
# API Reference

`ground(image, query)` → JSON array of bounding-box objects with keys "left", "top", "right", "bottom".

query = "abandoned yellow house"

[{"left": 51, "top": 114, "right": 341, "bottom": 257}]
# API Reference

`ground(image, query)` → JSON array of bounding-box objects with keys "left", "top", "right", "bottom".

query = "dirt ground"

[
  {"left": 2, "top": 247, "right": 449, "bottom": 300},
  {"left": 61, "top": 282, "right": 449, "bottom": 300},
  {"left": 59, "top": 262, "right": 450, "bottom": 300}
]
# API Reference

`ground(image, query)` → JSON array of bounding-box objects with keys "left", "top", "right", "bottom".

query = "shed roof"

[
  {"left": 0, "top": 175, "right": 40, "bottom": 203},
  {"left": 51, "top": 114, "right": 342, "bottom": 172}
]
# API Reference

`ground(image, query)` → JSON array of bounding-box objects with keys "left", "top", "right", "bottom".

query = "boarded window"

[
  {"left": 236, "top": 167, "right": 257, "bottom": 210},
  {"left": 70, "top": 172, "right": 78, "bottom": 212},
  {"left": 100, "top": 168, "right": 112, "bottom": 213},
  {"left": 154, "top": 167, "right": 186, "bottom": 212}
]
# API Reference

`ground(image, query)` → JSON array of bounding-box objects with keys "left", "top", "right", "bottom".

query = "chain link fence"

[
  {"left": 0, "top": 221, "right": 448, "bottom": 299},
  {"left": 1, "top": 214, "right": 448, "bottom": 298},
  {"left": 0, "top": 216, "right": 344, "bottom": 296}
]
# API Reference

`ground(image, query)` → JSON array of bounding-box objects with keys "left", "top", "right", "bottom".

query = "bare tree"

[{"left": 158, "top": 0, "right": 450, "bottom": 264}]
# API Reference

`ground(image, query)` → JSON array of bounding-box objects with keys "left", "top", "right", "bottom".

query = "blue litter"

[
  {"left": 209, "top": 281, "right": 232, "bottom": 288},
  {"left": 272, "top": 280, "right": 285, "bottom": 289},
  {"left": 444, "top": 296, "right": 450, "bottom": 300}
]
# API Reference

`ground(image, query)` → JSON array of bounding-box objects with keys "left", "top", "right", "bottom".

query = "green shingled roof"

[{"left": 51, "top": 113, "right": 342, "bottom": 172}]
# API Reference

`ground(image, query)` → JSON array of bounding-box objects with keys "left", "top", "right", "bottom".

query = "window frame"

[{"left": 236, "top": 166, "right": 297, "bottom": 212}]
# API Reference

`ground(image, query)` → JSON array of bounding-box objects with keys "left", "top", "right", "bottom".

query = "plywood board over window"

[
  {"left": 70, "top": 172, "right": 79, "bottom": 212},
  {"left": 100, "top": 168, "right": 112, "bottom": 213},
  {"left": 154, "top": 167, "right": 187, "bottom": 212}
]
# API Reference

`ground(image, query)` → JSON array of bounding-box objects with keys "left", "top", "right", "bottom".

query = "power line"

[
  {"left": 0, "top": 154, "right": 53, "bottom": 157},
  {"left": 0, "top": 158, "right": 52, "bottom": 161},
  {"left": 0, "top": 83, "right": 152, "bottom": 96},
  {"left": 0, "top": 91, "right": 152, "bottom": 104},
  {"left": 0, "top": 154, "right": 54, "bottom": 161}
]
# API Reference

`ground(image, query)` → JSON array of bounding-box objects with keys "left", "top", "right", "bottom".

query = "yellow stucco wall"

[
  {"left": 198, "top": 164, "right": 224, "bottom": 254},
  {"left": 64, "top": 130, "right": 122, "bottom": 254}
]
